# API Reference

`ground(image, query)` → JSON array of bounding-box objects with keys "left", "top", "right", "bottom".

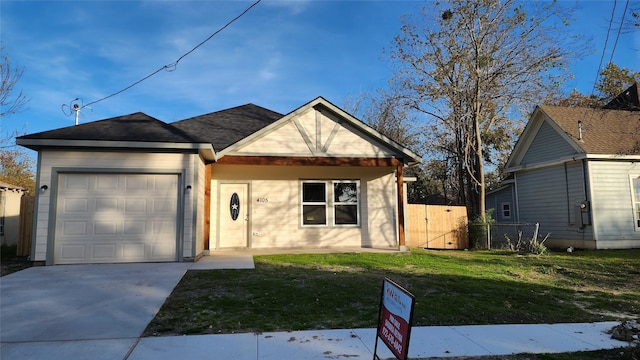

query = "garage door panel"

[
  {"left": 95, "top": 198, "right": 118, "bottom": 212},
  {"left": 64, "top": 176, "right": 90, "bottom": 190},
  {"left": 64, "top": 198, "right": 89, "bottom": 212},
  {"left": 152, "top": 220, "right": 176, "bottom": 235},
  {"left": 96, "top": 175, "right": 119, "bottom": 190},
  {"left": 153, "top": 198, "right": 176, "bottom": 213},
  {"left": 55, "top": 173, "right": 179, "bottom": 264},
  {"left": 62, "top": 221, "right": 88, "bottom": 236},
  {"left": 122, "top": 243, "right": 146, "bottom": 259},
  {"left": 59, "top": 244, "right": 86, "bottom": 261},
  {"left": 154, "top": 175, "right": 178, "bottom": 191},
  {"left": 94, "top": 221, "right": 117, "bottom": 235},
  {"left": 125, "top": 199, "right": 148, "bottom": 213},
  {"left": 124, "top": 221, "right": 146, "bottom": 235},
  {"left": 151, "top": 243, "right": 175, "bottom": 258},
  {"left": 93, "top": 244, "right": 117, "bottom": 259},
  {"left": 125, "top": 175, "right": 150, "bottom": 191}
]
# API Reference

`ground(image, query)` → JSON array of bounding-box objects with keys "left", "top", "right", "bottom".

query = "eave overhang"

[{"left": 16, "top": 138, "right": 216, "bottom": 161}]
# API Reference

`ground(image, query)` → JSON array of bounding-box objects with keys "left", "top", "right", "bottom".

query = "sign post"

[{"left": 373, "top": 278, "right": 415, "bottom": 360}]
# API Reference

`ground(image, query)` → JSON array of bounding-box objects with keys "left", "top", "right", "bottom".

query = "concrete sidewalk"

[
  {"left": 0, "top": 254, "right": 630, "bottom": 359},
  {"left": 2, "top": 322, "right": 628, "bottom": 359},
  {"left": 128, "top": 322, "right": 627, "bottom": 360}
]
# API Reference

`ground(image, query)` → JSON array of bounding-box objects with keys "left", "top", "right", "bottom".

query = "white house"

[{"left": 17, "top": 97, "right": 421, "bottom": 264}]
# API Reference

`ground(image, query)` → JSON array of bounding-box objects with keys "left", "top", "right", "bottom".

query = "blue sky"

[{"left": 1, "top": 0, "right": 639, "bottom": 146}]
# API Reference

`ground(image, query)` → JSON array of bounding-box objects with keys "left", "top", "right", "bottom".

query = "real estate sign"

[{"left": 374, "top": 278, "right": 415, "bottom": 360}]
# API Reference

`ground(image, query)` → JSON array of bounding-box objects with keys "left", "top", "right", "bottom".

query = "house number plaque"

[
  {"left": 230, "top": 193, "right": 240, "bottom": 221},
  {"left": 256, "top": 197, "right": 268, "bottom": 203}
]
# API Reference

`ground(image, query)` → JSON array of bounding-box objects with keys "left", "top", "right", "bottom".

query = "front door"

[{"left": 218, "top": 183, "right": 249, "bottom": 248}]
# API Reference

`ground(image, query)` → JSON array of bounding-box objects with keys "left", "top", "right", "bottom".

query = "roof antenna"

[
  {"left": 61, "top": 98, "right": 90, "bottom": 125},
  {"left": 73, "top": 103, "right": 80, "bottom": 126},
  {"left": 578, "top": 120, "right": 583, "bottom": 141}
]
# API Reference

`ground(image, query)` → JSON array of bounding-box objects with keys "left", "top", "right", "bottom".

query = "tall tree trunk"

[
  {"left": 473, "top": 79, "right": 486, "bottom": 222},
  {"left": 456, "top": 126, "right": 467, "bottom": 206},
  {"left": 474, "top": 118, "right": 486, "bottom": 221}
]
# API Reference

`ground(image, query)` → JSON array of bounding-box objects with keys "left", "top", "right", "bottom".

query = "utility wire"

[
  {"left": 607, "top": 0, "right": 629, "bottom": 67},
  {"left": 583, "top": 0, "right": 629, "bottom": 131},
  {"left": 590, "top": 0, "right": 617, "bottom": 98},
  {"left": 80, "top": 0, "right": 261, "bottom": 110}
]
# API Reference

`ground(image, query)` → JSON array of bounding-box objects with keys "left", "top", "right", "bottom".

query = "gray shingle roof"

[
  {"left": 171, "top": 104, "right": 283, "bottom": 151},
  {"left": 18, "top": 112, "right": 202, "bottom": 143}
]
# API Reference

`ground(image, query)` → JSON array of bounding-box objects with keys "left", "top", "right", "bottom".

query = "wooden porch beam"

[{"left": 215, "top": 156, "right": 403, "bottom": 167}]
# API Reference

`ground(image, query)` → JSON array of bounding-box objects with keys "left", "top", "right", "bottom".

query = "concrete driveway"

[{"left": 0, "top": 262, "right": 192, "bottom": 359}]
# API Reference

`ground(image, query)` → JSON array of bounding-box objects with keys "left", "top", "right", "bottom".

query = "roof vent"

[{"left": 578, "top": 120, "right": 583, "bottom": 141}]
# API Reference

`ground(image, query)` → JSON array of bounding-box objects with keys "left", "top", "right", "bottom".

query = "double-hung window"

[
  {"left": 302, "top": 182, "right": 327, "bottom": 225},
  {"left": 501, "top": 202, "right": 511, "bottom": 220},
  {"left": 301, "top": 180, "right": 359, "bottom": 226}
]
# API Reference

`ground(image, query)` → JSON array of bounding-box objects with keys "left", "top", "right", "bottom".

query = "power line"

[
  {"left": 590, "top": 0, "right": 617, "bottom": 98},
  {"left": 77, "top": 0, "right": 262, "bottom": 110},
  {"left": 607, "top": 0, "right": 629, "bottom": 66}
]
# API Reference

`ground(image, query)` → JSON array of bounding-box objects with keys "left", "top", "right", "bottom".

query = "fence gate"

[
  {"left": 406, "top": 205, "right": 468, "bottom": 249},
  {"left": 17, "top": 195, "right": 34, "bottom": 257}
]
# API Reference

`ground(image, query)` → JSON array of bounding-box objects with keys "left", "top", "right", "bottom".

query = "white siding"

[
  {"left": 210, "top": 165, "right": 398, "bottom": 249},
  {"left": 521, "top": 121, "right": 577, "bottom": 165},
  {"left": 236, "top": 108, "right": 396, "bottom": 158},
  {"left": 239, "top": 121, "right": 313, "bottom": 155},
  {"left": 589, "top": 161, "right": 640, "bottom": 248},
  {"left": 516, "top": 161, "right": 594, "bottom": 244},
  {"left": 33, "top": 150, "right": 198, "bottom": 262},
  {"left": 192, "top": 155, "right": 206, "bottom": 258}
]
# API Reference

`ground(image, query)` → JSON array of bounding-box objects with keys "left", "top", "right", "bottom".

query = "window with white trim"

[
  {"left": 633, "top": 177, "right": 640, "bottom": 229},
  {"left": 501, "top": 202, "right": 511, "bottom": 219},
  {"left": 301, "top": 180, "right": 360, "bottom": 226},
  {"left": 302, "top": 182, "right": 327, "bottom": 226},
  {"left": 333, "top": 181, "right": 359, "bottom": 225}
]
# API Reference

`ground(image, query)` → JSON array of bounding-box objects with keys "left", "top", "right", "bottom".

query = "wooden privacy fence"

[
  {"left": 406, "top": 204, "right": 468, "bottom": 249},
  {"left": 17, "top": 195, "right": 34, "bottom": 256}
]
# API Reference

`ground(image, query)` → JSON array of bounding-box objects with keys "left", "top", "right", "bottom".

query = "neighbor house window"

[
  {"left": 633, "top": 177, "right": 640, "bottom": 229},
  {"left": 501, "top": 202, "right": 511, "bottom": 219},
  {"left": 301, "top": 180, "right": 359, "bottom": 226}
]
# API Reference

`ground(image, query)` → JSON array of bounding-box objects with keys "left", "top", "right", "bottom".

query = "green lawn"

[{"left": 144, "top": 248, "right": 639, "bottom": 337}]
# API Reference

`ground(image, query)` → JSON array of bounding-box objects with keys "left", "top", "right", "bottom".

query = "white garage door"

[{"left": 54, "top": 173, "right": 179, "bottom": 264}]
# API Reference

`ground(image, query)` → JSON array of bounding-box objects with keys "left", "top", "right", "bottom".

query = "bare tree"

[
  {"left": 344, "top": 87, "right": 421, "bottom": 150},
  {"left": 389, "top": 0, "right": 580, "bottom": 220},
  {"left": 1, "top": 45, "right": 34, "bottom": 192},
  {"left": 1, "top": 45, "right": 29, "bottom": 119}
]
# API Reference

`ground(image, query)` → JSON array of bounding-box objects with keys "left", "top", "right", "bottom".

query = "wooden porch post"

[
  {"left": 396, "top": 162, "right": 406, "bottom": 250},
  {"left": 204, "top": 163, "right": 212, "bottom": 251}
]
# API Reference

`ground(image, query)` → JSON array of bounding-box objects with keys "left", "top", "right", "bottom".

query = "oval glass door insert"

[{"left": 230, "top": 193, "right": 240, "bottom": 221}]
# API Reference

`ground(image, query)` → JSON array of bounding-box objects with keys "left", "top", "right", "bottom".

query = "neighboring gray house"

[
  {"left": 489, "top": 84, "right": 640, "bottom": 249},
  {"left": 485, "top": 177, "right": 517, "bottom": 224}
]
